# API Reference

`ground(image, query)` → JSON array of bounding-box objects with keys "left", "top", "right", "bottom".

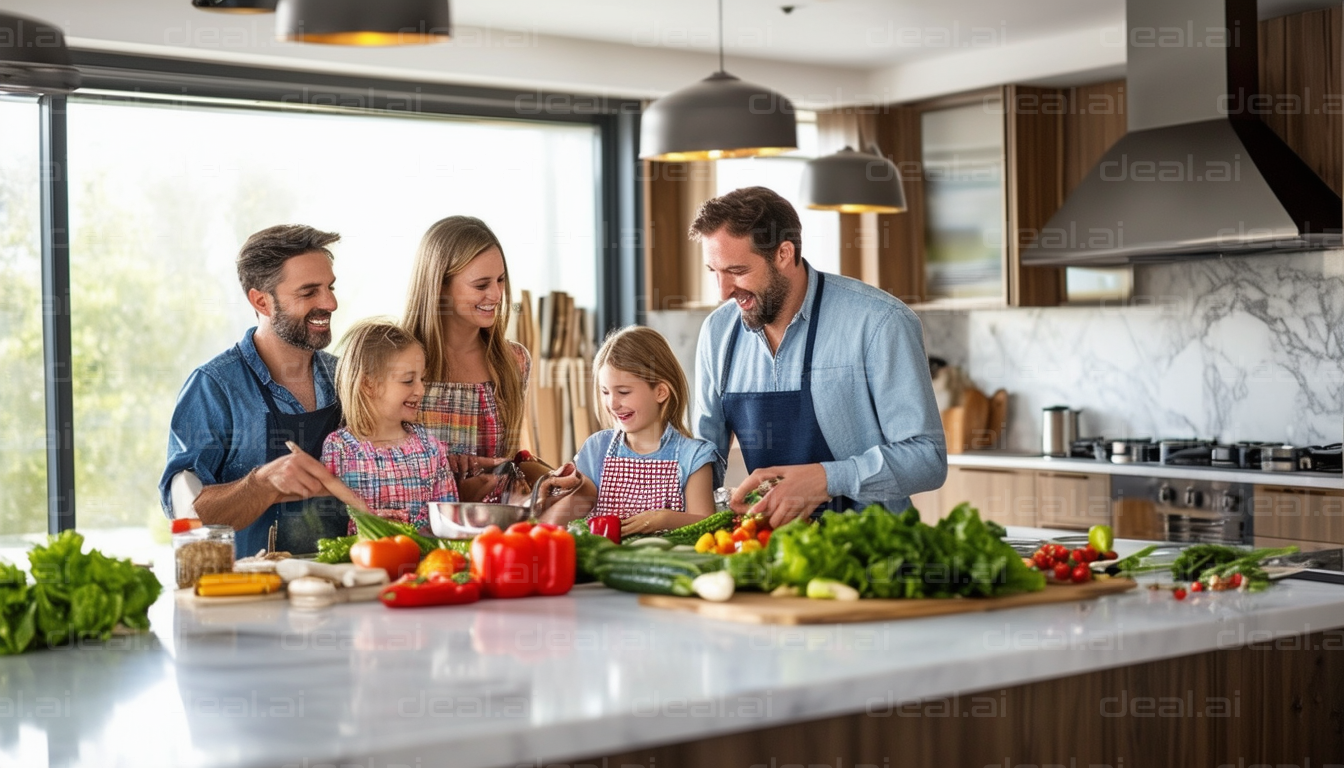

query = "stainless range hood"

[{"left": 1022, "top": 0, "right": 1342, "bottom": 266}]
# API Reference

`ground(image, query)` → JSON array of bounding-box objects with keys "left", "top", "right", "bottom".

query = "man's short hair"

[
  {"left": 236, "top": 225, "right": 341, "bottom": 295},
  {"left": 689, "top": 186, "right": 802, "bottom": 265}
]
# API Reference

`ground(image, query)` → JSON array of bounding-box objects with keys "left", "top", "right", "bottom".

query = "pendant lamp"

[
  {"left": 802, "top": 144, "right": 907, "bottom": 214},
  {"left": 639, "top": 0, "right": 796, "bottom": 161},
  {"left": 191, "top": 0, "right": 278, "bottom": 13},
  {"left": 277, "top": 0, "right": 451, "bottom": 46},
  {"left": 0, "top": 12, "right": 80, "bottom": 95}
]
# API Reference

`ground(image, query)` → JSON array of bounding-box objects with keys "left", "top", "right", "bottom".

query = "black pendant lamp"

[
  {"left": 0, "top": 12, "right": 80, "bottom": 95},
  {"left": 276, "top": 0, "right": 451, "bottom": 46},
  {"left": 639, "top": 0, "right": 796, "bottom": 161},
  {"left": 802, "top": 143, "right": 907, "bottom": 214},
  {"left": 191, "top": 0, "right": 278, "bottom": 13}
]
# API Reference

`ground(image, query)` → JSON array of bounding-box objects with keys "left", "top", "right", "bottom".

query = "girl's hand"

[{"left": 621, "top": 509, "right": 703, "bottom": 536}]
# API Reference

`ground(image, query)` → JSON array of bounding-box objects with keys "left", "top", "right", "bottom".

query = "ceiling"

[{"left": 453, "top": 0, "right": 1335, "bottom": 68}]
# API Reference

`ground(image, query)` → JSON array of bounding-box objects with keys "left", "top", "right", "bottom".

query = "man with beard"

[
  {"left": 160, "top": 225, "right": 350, "bottom": 556},
  {"left": 692, "top": 187, "right": 946, "bottom": 527}
]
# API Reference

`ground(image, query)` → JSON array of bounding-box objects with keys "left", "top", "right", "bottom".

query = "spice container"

[{"left": 173, "top": 521, "right": 235, "bottom": 589}]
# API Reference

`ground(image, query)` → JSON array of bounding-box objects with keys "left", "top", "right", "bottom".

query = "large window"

[
  {"left": 715, "top": 115, "right": 841, "bottom": 276},
  {"left": 54, "top": 95, "right": 599, "bottom": 549},
  {"left": 0, "top": 97, "right": 46, "bottom": 543}
]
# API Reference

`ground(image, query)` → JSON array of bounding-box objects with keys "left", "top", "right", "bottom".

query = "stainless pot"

[
  {"left": 427, "top": 502, "right": 530, "bottom": 540},
  {"left": 1042, "top": 406, "right": 1080, "bottom": 457}
]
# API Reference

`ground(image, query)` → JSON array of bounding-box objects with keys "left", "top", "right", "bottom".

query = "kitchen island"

[{"left": 4, "top": 536, "right": 1344, "bottom": 768}]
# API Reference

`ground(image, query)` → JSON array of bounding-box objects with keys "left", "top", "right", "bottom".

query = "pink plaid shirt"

[{"left": 321, "top": 422, "right": 458, "bottom": 530}]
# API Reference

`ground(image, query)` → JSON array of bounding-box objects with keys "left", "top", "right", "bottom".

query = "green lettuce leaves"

[
  {"left": 25, "top": 531, "right": 162, "bottom": 649},
  {"left": 751, "top": 503, "right": 1044, "bottom": 599}
]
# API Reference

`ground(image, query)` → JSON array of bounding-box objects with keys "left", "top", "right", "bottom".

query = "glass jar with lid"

[{"left": 172, "top": 520, "right": 234, "bottom": 589}]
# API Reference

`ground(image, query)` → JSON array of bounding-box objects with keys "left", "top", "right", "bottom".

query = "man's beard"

[
  {"left": 739, "top": 261, "right": 791, "bottom": 330},
  {"left": 271, "top": 296, "right": 332, "bottom": 351}
]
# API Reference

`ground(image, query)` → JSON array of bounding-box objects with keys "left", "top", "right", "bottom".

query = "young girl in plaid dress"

[
  {"left": 321, "top": 320, "right": 458, "bottom": 531},
  {"left": 539, "top": 326, "right": 719, "bottom": 536}
]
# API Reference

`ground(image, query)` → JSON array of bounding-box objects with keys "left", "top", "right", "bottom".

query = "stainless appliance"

[
  {"left": 1042, "top": 406, "right": 1079, "bottom": 457},
  {"left": 1021, "top": 0, "right": 1341, "bottom": 266},
  {"left": 1112, "top": 475, "right": 1253, "bottom": 545}
]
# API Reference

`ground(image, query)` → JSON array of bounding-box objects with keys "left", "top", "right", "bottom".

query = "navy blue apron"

[
  {"left": 721, "top": 273, "right": 857, "bottom": 517},
  {"left": 236, "top": 356, "right": 348, "bottom": 556}
]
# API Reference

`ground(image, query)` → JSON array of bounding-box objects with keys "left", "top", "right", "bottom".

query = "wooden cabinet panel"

[
  {"left": 1035, "top": 471, "right": 1111, "bottom": 531},
  {"left": 1259, "top": 7, "right": 1342, "bottom": 196},
  {"left": 1114, "top": 497, "right": 1163, "bottom": 541},
  {"left": 1252, "top": 486, "right": 1344, "bottom": 545},
  {"left": 939, "top": 466, "right": 1036, "bottom": 527}
]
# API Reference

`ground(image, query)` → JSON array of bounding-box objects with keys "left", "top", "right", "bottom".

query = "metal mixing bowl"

[{"left": 427, "top": 502, "right": 530, "bottom": 540}]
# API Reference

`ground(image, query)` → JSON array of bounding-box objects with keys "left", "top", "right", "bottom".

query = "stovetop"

[{"left": 1069, "top": 437, "right": 1342, "bottom": 474}]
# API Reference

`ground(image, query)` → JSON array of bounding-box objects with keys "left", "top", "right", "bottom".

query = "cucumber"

[
  {"left": 600, "top": 570, "right": 695, "bottom": 596},
  {"left": 662, "top": 510, "right": 735, "bottom": 546},
  {"left": 595, "top": 548, "right": 723, "bottom": 573},
  {"left": 596, "top": 561, "right": 703, "bottom": 581},
  {"left": 627, "top": 537, "right": 673, "bottom": 550}
]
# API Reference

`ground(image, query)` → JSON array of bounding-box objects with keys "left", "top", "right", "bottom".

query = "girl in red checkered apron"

[
  {"left": 538, "top": 326, "right": 720, "bottom": 537},
  {"left": 320, "top": 320, "right": 459, "bottom": 531}
]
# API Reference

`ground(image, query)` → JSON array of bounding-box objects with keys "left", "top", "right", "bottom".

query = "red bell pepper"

[
  {"left": 379, "top": 571, "right": 480, "bottom": 608},
  {"left": 529, "top": 523, "right": 576, "bottom": 596},
  {"left": 587, "top": 515, "right": 622, "bottom": 544},
  {"left": 470, "top": 524, "right": 536, "bottom": 599}
]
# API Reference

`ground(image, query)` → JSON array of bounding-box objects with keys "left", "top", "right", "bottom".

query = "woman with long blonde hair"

[{"left": 403, "top": 216, "right": 529, "bottom": 501}]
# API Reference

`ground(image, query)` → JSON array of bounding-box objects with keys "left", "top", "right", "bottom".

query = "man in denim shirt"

[
  {"left": 160, "top": 225, "right": 349, "bottom": 555},
  {"left": 692, "top": 187, "right": 946, "bottom": 527}
]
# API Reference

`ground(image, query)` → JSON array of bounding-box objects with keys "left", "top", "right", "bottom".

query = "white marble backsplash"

[{"left": 919, "top": 250, "right": 1344, "bottom": 452}]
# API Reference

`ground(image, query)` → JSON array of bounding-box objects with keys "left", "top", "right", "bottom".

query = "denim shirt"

[
  {"left": 694, "top": 264, "right": 947, "bottom": 512},
  {"left": 159, "top": 327, "right": 338, "bottom": 517}
]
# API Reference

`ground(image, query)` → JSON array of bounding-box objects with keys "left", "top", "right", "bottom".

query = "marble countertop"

[
  {"left": 951, "top": 452, "right": 1344, "bottom": 490},
  {"left": 7, "top": 534, "right": 1344, "bottom": 768}
]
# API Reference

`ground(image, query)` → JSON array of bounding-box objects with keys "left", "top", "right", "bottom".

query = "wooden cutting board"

[{"left": 638, "top": 578, "right": 1137, "bottom": 625}]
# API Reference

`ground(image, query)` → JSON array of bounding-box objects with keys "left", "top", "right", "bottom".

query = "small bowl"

[{"left": 427, "top": 502, "right": 530, "bottom": 540}]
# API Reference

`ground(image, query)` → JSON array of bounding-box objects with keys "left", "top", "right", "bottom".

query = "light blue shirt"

[
  {"left": 575, "top": 425, "right": 720, "bottom": 500},
  {"left": 694, "top": 264, "right": 947, "bottom": 512}
]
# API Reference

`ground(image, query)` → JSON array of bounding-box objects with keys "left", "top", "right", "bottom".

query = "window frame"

[{"left": 35, "top": 51, "right": 642, "bottom": 532}]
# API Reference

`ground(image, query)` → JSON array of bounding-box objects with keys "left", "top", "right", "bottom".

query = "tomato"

[
  {"left": 1081, "top": 545, "right": 1098, "bottom": 563},
  {"left": 1173, "top": 587, "right": 1187, "bottom": 601},
  {"left": 730, "top": 530, "right": 750, "bottom": 543},
  {"left": 1190, "top": 581, "right": 1205, "bottom": 592},
  {"left": 1053, "top": 562, "right": 1071, "bottom": 581},
  {"left": 1071, "top": 549, "right": 1088, "bottom": 566},
  {"left": 417, "top": 548, "right": 467, "bottom": 578},
  {"left": 1033, "top": 551, "right": 1051, "bottom": 569},
  {"left": 757, "top": 529, "right": 771, "bottom": 546},
  {"left": 739, "top": 518, "right": 758, "bottom": 535},
  {"left": 351, "top": 537, "right": 421, "bottom": 580},
  {"left": 1071, "top": 564, "right": 1091, "bottom": 583},
  {"left": 1229, "top": 573, "right": 1243, "bottom": 588}
]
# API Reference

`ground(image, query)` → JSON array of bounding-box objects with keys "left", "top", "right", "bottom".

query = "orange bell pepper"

[{"left": 417, "top": 548, "right": 467, "bottom": 578}]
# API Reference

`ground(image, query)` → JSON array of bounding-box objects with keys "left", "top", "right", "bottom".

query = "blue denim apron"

[
  {"left": 721, "top": 273, "right": 856, "bottom": 516},
  {"left": 237, "top": 357, "right": 348, "bottom": 556}
]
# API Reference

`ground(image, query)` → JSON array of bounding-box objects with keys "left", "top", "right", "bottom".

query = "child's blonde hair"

[
  {"left": 335, "top": 319, "right": 424, "bottom": 440},
  {"left": 593, "top": 326, "right": 692, "bottom": 438}
]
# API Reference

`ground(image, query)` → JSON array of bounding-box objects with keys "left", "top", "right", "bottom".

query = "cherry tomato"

[
  {"left": 1081, "top": 545, "right": 1099, "bottom": 562},
  {"left": 1173, "top": 587, "right": 1188, "bottom": 601},
  {"left": 1190, "top": 581, "right": 1204, "bottom": 592},
  {"left": 1229, "top": 573, "right": 1243, "bottom": 588},
  {"left": 1070, "top": 549, "right": 1087, "bottom": 566},
  {"left": 757, "top": 529, "right": 771, "bottom": 546},
  {"left": 1053, "top": 562, "right": 1071, "bottom": 581},
  {"left": 1034, "top": 551, "right": 1052, "bottom": 569},
  {"left": 1071, "top": 564, "right": 1091, "bottom": 583}
]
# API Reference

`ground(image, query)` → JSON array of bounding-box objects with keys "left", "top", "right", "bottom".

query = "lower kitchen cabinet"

[
  {"left": 1035, "top": 470, "right": 1111, "bottom": 530},
  {"left": 935, "top": 466, "right": 1037, "bottom": 527},
  {"left": 1251, "top": 486, "right": 1344, "bottom": 547}
]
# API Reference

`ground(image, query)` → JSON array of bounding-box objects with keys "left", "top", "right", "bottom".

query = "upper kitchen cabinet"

[{"left": 1258, "top": 5, "right": 1343, "bottom": 199}]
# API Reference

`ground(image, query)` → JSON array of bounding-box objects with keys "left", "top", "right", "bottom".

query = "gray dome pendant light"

[
  {"left": 191, "top": 0, "right": 278, "bottom": 13},
  {"left": 277, "top": 0, "right": 451, "bottom": 46},
  {"left": 803, "top": 142, "right": 907, "bottom": 214},
  {"left": 639, "top": 0, "right": 797, "bottom": 161},
  {"left": 0, "top": 12, "right": 81, "bottom": 95}
]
